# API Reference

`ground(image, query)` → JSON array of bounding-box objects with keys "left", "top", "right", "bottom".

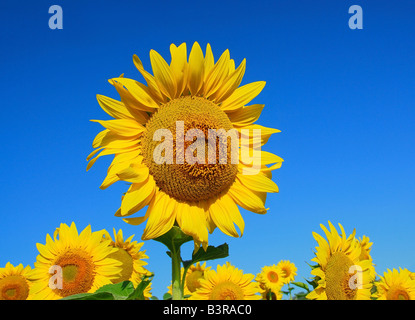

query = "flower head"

[
  {"left": 102, "top": 229, "right": 152, "bottom": 298},
  {"left": 87, "top": 42, "right": 282, "bottom": 249},
  {"left": 276, "top": 260, "right": 297, "bottom": 284},
  {"left": 190, "top": 262, "right": 260, "bottom": 300},
  {"left": 256, "top": 265, "right": 285, "bottom": 292},
  {"left": 375, "top": 268, "right": 415, "bottom": 300},
  {"left": 30, "top": 222, "right": 121, "bottom": 299},
  {"left": 0, "top": 262, "right": 34, "bottom": 300},
  {"left": 306, "top": 221, "right": 374, "bottom": 300}
]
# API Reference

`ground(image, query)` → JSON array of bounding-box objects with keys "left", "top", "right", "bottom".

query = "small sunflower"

[
  {"left": 276, "top": 260, "right": 297, "bottom": 284},
  {"left": 256, "top": 265, "right": 285, "bottom": 294},
  {"left": 306, "top": 221, "right": 374, "bottom": 300},
  {"left": 87, "top": 42, "right": 283, "bottom": 249},
  {"left": 0, "top": 262, "right": 34, "bottom": 300},
  {"left": 167, "top": 262, "right": 210, "bottom": 298},
  {"left": 357, "top": 235, "right": 376, "bottom": 277},
  {"left": 259, "top": 288, "right": 283, "bottom": 300},
  {"left": 102, "top": 229, "right": 152, "bottom": 298},
  {"left": 375, "top": 268, "right": 415, "bottom": 300},
  {"left": 190, "top": 262, "right": 261, "bottom": 300},
  {"left": 30, "top": 222, "right": 122, "bottom": 300}
]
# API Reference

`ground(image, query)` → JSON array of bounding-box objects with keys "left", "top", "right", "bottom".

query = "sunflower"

[
  {"left": 256, "top": 265, "right": 285, "bottom": 294},
  {"left": 375, "top": 268, "right": 415, "bottom": 300},
  {"left": 0, "top": 262, "right": 34, "bottom": 300},
  {"left": 260, "top": 288, "right": 283, "bottom": 300},
  {"left": 167, "top": 262, "right": 210, "bottom": 298},
  {"left": 87, "top": 42, "right": 283, "bottom": 249},
  {"left": 357, "top": 235, "right": 376, "bottom": 277},
  {"left": 102, "top": 228, "right": 153, "bottom": 298},
  {"left": 190, "top": 262, "right": 260, "bottom": 300},
  {"left": 276, "top": 260, "right": 297, "bottom": 284},
  {"left": 30, "top": 222, "right": 122, "bottom": 299},
  {"left": 306, "top": 221, "right": 374, "bottom": 300}
]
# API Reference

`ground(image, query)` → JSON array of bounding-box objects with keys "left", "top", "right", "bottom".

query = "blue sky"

[{"left": 1, "top": 0, "right": 414, "bottom": 298}]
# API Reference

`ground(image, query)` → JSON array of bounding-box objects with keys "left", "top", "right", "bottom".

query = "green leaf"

[
  {"left": 127, "top": 275, "right": 154, "bottom": 300},
  {"left": 293, "top": 292, "right": 309, "bottom": 300},
  {"left": 153, "top": 226, "right": 193, "bottom": 252},
  {"left": 60, "top": 292, "right": 115, "bottom": 300},
  {"left": 95, "top": 281, "right": 135, "bottom": 300},
  {"left": 291, "top": 281, "right": 310, "bottom": 292},
  {"left": 163, "top": 293, "right": 172, "bottom": 300},
  {"left": 182, "top": 243, "right": 229, "bottom": 269},
  {"left": 61, "top": 280, "right": 146, "bottom": 300}
]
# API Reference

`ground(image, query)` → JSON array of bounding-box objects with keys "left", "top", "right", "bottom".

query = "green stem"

[{"left": 171, "top": 246, "right": 183, "bottom": 300}]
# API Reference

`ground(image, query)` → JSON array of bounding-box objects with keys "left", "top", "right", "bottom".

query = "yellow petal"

[
  {"left": 96, "top": 94, "right": 149, "bottom": 124},
  {"left": 237, "top": 124, "right": 281, "bottom": 146},
  {"left": 175, "top": 201, "right": 208, "bottom": 247},
  {"left": 203, "top": 43, "right": 215, "bottom": 81},
  {"left": 228, "top": 103, "right": 263, "bottom": 127},
  {"left": 207, "top": 194, "right": 239, "bottom": 238},
  {"left": 121, "top": 176, "right": 156, "bottom": 216},
  {"left": 170, "top": 43, "right": 188, "bottom": 97},
  {"left": 203, "top": 49, "right": 230, "bottom": 97},
  {"left": 187, "top": 42, "right": 204, "bottom": 95},
  {"left": 133, "top": 54, "right": 165, "bottom": 103},
  {"left": 213, "top": 59, "right": 246, "bottom": 103},
  {"left": 220, "top": 81, "right": 266, "bottom": 112},
  {"left": 90, "top": 119, "right": 144, "bottom": 137},
  {"left": 110, "top": 77, "right": 159, "bottom": 111},
  {"left": 142, "top": 192, "right": 177, "bottom": 240},
  {"left": 227, "top": 179, "right": 268, "bottom": 214},
  {"left": 237, "top": 173, "right": 279, "bottom": 193},
  {"left": 150, "top": 50, "right": 176, "bottom": 99},
  {"left": 116, "top": 165, "right": 149, "bottom": 184}
]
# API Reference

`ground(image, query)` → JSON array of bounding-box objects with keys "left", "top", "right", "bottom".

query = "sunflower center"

[
  {"left": 142, "top": 96, "right": 238, "bottom": 202},
  {"left": 186, "top": 270, "right": 204, "bottom": 293},
  {"left": 108, "top": 248, "right": 134, "bottom": 283},
  {"left": 325, "top": 252, "right": 358, "bottom": 300},
  {"left": 281, "top": 267, "right": 291, "bottom": 278},
  {"left": 388, "top": 286, "right": 410, "bottom": 300},
  {"left": 53, "top": 249, "right": 95, "bottom": 297},
  {"left": 0, "top": 275, "right": 30, "bottom": 300},
  {"left": 267, "top": 271, "right": 279, "bottom": 283},
  {"left": 209, "top": 281, "right": 245, "bottom": 300}
]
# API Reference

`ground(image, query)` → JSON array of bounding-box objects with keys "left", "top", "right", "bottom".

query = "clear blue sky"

[{"left": 1, "top": 0, "right": 414, "bottom": 298}]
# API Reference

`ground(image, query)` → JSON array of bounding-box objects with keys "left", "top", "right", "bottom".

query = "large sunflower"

[
  {"left": 0, "top": 262, "right": 34, "bottom": 300},
  {"left": 30, "top": 222, "right": 122, "bottom": 299},
  {"left": 102, "top": 228, "right": 153, "bottom": 299},
  {"left": 375, "top": 268, "right": 415, "bottom": 300},
  {"left": 306, "top": 222, "right": 374, "bottom": 300},
  {"left": 189, "top": 262, "right": 260, "bottom": 300},
  {"left": 87, "top": 42, "right": 283, "bottom": 249}
]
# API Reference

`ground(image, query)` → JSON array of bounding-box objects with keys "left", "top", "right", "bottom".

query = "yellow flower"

[
  {"left": 375, "top": 268, "right": 415, "bottom": 300},
  {"left": 357, "top": 235, "right": 376, "bottom": 277},
  {"left": 306, "top": 221, "right": 374, "bottom": 300},
  {"left": 190, "top": 262, "right": 261, "bottom": 300},
  {"left": 276, "top": 260, "right": 297, "bottom": 284},
  {"left": 167, "top": 262, "right": 210, "bottom": 298},
  {"left": 0, "top": 262, "right": 34, "bottom": 300},
  {"left": 256, "top": 265, "right": 285, "bottom": 293},
  {"left": 102, "top": 228, "right": 152, "bottom": 299},
  {"left": 87, "top": 42, "right": 282, "bottom": 249},
  {"left": 30, "top": 222, "right": 122, "bottom": 300},
  {"left": 260, "top": 288, "right": 283, "bottom": 300}
]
